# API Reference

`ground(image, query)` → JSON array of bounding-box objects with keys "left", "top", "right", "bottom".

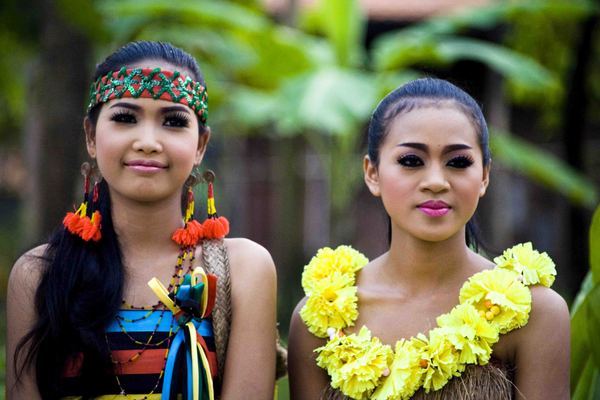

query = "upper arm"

[
  {"left": 288, "top": 299, "right": 330, "bottom": 400},
  {"left": 6, "top": 245, "right": 46, "bottom": 400},
  {"left": 219, "top": 238, "right": 277, "bottom": 399},
  {"left": 513, "top": 286, "right": 570, "bottom": 400}
]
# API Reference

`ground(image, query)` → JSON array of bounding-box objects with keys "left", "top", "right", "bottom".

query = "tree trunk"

[{"left": 23, "top": 0, "right": 90, "bottom": 244}]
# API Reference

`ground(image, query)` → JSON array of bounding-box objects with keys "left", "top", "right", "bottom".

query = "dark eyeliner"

[
  {"left": 398, "top": 154, "right": 424, "bottom": 168},
  {"left": 110, "top": 110, "right": 137, "bottom": 124},
  {"left": 164, "top": 111, "right": 191, "bottom": 128},
  {"left": 447, "top": 155, "right": 474, "bottom": 168}
]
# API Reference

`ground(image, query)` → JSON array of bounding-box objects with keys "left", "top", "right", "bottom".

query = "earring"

[
  {"left": 63, "top": 162, "right": 102, "bottom": 242},
  {"left": 172, "top": 171, "right": 204, "bottom": 247},
  {"left": 201, "top": 170, "right": 229, "bottom": 240}
]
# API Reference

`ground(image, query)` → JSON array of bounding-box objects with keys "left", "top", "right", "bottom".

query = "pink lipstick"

[
  {"left": 418, "top": 200, "right": 450, "bottom": 217},
  {"left": 124, "top": 159, "right": 167, "bottom": 173}
]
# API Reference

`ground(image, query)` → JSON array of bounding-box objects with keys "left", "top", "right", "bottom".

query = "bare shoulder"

[
  {"left": 8, "top": 244, "right": 49, "bottom": 295},
  {"left": 507, "top": 285, "right": 569, "bottom": 348},
  {"left": 528, "top": 285, "right": 569, "bottom": 327},
  {"left": 288, "top": 297, "right": 331, "bottom": 400},
  {"left": 224, "top": 237, "right": 276, "bottom": 280}
]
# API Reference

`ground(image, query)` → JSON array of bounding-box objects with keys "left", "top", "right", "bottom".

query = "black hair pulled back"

[
  {"left": 15, "top": 41, "right": 203, "bottom": 399},
  {"left": 367, "top": 78, "right": 491, "bottom": 250}
]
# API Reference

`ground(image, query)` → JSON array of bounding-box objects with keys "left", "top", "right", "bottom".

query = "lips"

[
  {"left": 417, "top": 200, "right": 451, "bottom": 217},
  {"left": 124, "top": 159, "right": 167, "bottom": 172}
]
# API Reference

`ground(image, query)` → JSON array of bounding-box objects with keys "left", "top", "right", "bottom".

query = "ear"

[
  {"left": 363, "top": 155, "right": 381, "bottom": 197},
  {"left": 84, "top": 117, "right": 96, "bottom": 158},
  {"left": 195, "top": 127, "right": 211, "bottom": 165},
  {"left": 479, "top": 161, "right": 491, "bottom": 197}
]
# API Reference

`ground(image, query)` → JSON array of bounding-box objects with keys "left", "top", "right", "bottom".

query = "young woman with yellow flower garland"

[
  {"left": 288, "top": 78, "right": 570, "bottom": 400},
  {"left": 7, "top": 41, "right": 277, "bottom": 399}
]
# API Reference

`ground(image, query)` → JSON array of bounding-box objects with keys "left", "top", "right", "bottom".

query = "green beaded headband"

[{"left": 87, "top": 67, "right": 208, "bottom": 125}]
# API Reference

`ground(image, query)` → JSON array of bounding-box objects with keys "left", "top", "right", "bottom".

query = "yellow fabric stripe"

[
  {"left": 197, "top": 340, "right": 215, "bottom": 400},
  {"left": 186, "top": 322, "right": 200, "bottom": 400}
]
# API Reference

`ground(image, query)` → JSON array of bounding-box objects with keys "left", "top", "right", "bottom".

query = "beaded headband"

[{"left": 87, "top": 66, "right": 208, "bottom": 125}]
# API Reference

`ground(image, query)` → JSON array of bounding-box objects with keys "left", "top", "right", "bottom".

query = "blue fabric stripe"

[{"left": 106, "top": 310, "right": 214, "bottom": 337}]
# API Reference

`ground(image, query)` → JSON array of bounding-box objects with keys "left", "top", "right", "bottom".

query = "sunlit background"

[{"left": 1, "top": 0, "right": 599, "bottom": 398}]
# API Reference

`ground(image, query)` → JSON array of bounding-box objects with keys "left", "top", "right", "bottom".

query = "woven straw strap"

[{"left": 201, "top": 239, "right": 232, "bottom": 383}]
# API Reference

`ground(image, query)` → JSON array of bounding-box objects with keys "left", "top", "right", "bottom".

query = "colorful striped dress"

[{"left": 61, "top": 308, "right": 217, "bottom": 399}]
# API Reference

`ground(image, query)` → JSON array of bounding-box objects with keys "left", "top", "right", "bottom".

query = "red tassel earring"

[
  {"left": 172, "top": 173, "right": 204, "bottom": 247},
  {"left": 63, "top": 162, "right": 102, "bottom": 242},
  {"left": 201, "top": 170, "right": 229, "bottom": 240}
]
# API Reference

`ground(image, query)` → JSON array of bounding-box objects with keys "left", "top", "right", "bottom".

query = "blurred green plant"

[{"left": 570, "top": 204, "right": 600, "bottom": 399}]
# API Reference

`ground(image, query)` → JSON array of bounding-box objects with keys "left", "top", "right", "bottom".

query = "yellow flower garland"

[{"left": 300, "top": 243, "right": 556, "bottom": 400}]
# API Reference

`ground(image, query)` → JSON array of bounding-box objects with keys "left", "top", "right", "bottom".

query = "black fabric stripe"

[{"left": 106, "top": 331, "right": 171, "bottom": 350}]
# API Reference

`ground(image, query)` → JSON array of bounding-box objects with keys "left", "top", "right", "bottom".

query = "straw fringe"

[{"left": 321, "top": 361, "right": 514, "bottom": 400}]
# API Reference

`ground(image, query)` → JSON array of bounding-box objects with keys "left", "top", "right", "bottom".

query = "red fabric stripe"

[
  {"left": 204, "top": 273, "right": 218, "bottom": 318},
  {"left": 112, "top": 349, "right": 165, "bottom": 375},
  {"left": 196, "top": 333, "right": 218, "bottom": 377}
]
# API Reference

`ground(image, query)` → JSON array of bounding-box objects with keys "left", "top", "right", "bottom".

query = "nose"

[
  {"left": 132, "top": 122, "right": 163, "bottom": 154},
  {"left": 419, "top": 163, "right": 450, "bottom": 193}
]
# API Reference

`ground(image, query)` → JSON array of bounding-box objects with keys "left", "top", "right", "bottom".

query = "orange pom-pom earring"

[
  {"left": 172, "top": 172, "right": 204, "bottom": 247},
  {"left": 63, "top": 162, "right": 102, "bottom": 242},
  {"left": 201, "top": 170, "right": 229, "bottom": 240}
]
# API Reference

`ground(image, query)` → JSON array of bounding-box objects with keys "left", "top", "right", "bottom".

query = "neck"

[
  {"left": 381, "top": 227, "right": 471, "bottom": 292},
  {"left": 109, "top": 191, "right": 184, "bottom": 257}
]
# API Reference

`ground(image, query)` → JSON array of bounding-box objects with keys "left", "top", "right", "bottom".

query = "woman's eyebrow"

[
  {"left": 397, "top": 142, "right": 472, "bottom": 154},
  {"left": 160, "top": 105, "right": 192, "bottom": 114},
  {"left": 109, "top": 102, "right": 141, "bottom": 111}
]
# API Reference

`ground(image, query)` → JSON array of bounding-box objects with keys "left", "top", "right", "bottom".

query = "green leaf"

[
  {"left": 586, "top": 285, "right": 600, "bottom": 369},
  {"left": 435, "top": 38, "right": 558, "bottom": 91},
  {"left": 374, "top": 35, "right": 558, "bottom": 93},
  {"left": 299, "top": 0, "right": 365, "bottom": 67},
  {"left": 591, "top": 205, "right": 600, "bottom": 284},
  {"left": 490, "top": 130, "right": 599, "bottom": 209},
  {"left": 572, "top": 271, "right": 594, "bottom": 315},
  {"left": 99, "top": 0, "right": 270, "bottom": 33},
  {"left": 571, "top": 294, "right": 591, "bottom": 391},
  {"left": 281, "top": 68, "right": 378, "bottom": 136},
  {"left": 572, "top": 357, "right": 600, "bottom": 400}
]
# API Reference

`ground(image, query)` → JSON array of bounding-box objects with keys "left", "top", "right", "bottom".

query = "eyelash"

[
  {"left": 109, "top": 111, "right": 191, "bottom": 128},
  {"left": 447, "top": 155, "right": 474, "bottom": 169},
  {"left": 110, "top": 111, "right": 136, "bottom": 124},
  {"left": 397, "top": 154, "right": 474, "bottom": 169},
  {"left": 163, "top": 112, "right": 191, "bottom": 128}
]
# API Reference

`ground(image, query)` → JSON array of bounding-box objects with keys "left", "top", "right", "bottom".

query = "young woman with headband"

[{"left": 7, "top": 41, "right": 278, "bottom": 399}]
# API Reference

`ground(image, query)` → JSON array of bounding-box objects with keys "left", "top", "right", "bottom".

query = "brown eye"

[{"left": 398, "top": 154, "right": 424, "bottom": 168}]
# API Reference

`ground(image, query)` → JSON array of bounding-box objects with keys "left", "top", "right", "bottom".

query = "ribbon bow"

[{"left": 148, "top": 267, "right": 218, "bottom": 400}]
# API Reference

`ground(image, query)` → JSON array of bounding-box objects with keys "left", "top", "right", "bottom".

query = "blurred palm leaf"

[
  {"left": 571, "top": 206, "right": 600, "bottom": 399},
  {"left": 491, "top": 130, "right": 598, "bottom": 209}
]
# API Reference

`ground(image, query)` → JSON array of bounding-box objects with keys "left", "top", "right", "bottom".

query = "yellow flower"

[
  {"left": 437, "top": 303, "right": 499, "bottom": 365},
  {"left": 300, "top": 272, "right": 358, "bottom": 337},
  {"left": 317, "top": 326, "right": 393, "bottom": 400},
  {"left": 372, "top": 338, "right": 425, "bottom": 400},
  {"left": 494, "top": 242, "right": 556, "bottom": 287},
  {"left": 302, "top": 245, "right": 368, "bottom": 294},
  {"left": 459, "top": 268, "right": 532, "bottom": 334},
  {"left": 420, "top": 329, "right": 462, "bottom": 392}
]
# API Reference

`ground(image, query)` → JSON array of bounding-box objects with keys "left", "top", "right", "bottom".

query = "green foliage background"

[{"left": 0, "top": 0, "right": 598, "bottom": 397}]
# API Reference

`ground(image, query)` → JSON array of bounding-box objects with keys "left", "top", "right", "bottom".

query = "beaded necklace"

[
  {"left": 105, "top": 245, "right": 197, "bottom": 397},
  {"left": 300, "top": 243, "right": 556, "bottom": 400}
]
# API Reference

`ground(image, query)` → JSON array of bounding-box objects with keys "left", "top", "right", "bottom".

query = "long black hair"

[
  {"left": 14, "top": 41, "right": 206, "bottom": 399},
  {"left": 367, "top": 78, "right": 491, "bottom": 250}
]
